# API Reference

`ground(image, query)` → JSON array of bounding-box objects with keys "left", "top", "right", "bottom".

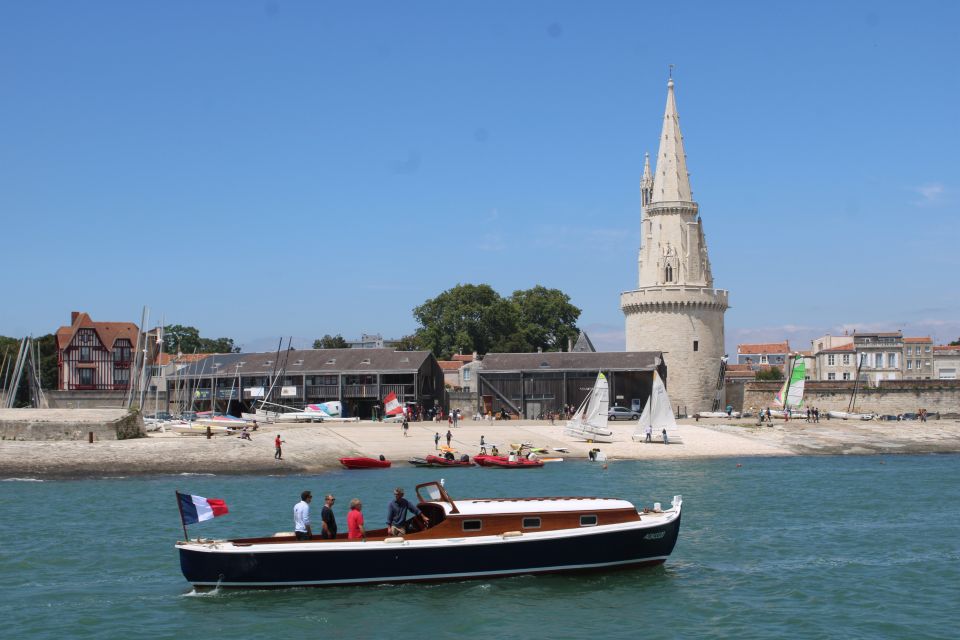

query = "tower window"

[
  {"left": 665, "top": 264, "right": 673, "bottom": 282},
  {"left": 693, "top": 340, "right": 699, "bottom": 352}
]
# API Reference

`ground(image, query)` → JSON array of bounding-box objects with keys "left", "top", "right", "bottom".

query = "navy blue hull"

[{"left": 179, "top": 515, "right": 681, "bottom": 587}]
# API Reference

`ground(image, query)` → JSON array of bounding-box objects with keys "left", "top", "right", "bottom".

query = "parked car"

[{"left": 608, "top": 406, "right": 641, "bottom": 421}]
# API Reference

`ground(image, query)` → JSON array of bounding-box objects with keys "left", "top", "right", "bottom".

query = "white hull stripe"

[{"left": 190, "top": 555, "right": 670, "bottom": 587}]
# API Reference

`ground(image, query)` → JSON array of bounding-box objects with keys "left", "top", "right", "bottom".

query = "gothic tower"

[{"left": 620, "top": 77, "right": 728, "bottom": 415}]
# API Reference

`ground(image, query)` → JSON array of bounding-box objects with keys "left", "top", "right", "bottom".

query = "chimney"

[
  {"left": 567, "top": 337, "right": 573, "bottom": 352},
  {"left": 537, "top": 346, "right": 543, "bottom": 354},
  {"left": 71, "top": 311, "right": 80, "bottom": 324}
]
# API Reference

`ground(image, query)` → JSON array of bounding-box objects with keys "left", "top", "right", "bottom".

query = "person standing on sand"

[
  {"left": 434, "top": 432, "right": 440, "bottom": 449},
  {"left": 645, "top": 424, "right": 652, "bottom": 443},
  {"left": 275, "top": 434, "right": 285, "bottom": 460},
  {"left": 446, "top": 429, "right": 452, "bottom": 447},
  {"left": 662, "top": 428, "right": 669, "bottom": 445},
  {"left": 402, "top": 416, "right": 409, "bottom": 436}
]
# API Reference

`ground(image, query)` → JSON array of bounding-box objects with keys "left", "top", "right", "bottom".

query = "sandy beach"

[{"left": 2, "top": 415, "right": 960, "bottom": 478}]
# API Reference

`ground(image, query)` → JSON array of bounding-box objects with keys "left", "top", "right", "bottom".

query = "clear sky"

[{"left": 2, "top": 1, "right": 958, "bottom": 354}]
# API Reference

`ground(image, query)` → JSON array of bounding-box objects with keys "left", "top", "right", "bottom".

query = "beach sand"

[{"left": 2, "top": 415, "right": 960, "bottom": 478}]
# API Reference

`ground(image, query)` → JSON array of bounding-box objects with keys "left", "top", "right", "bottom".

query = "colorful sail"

[
  {"left": 774, "top": 357, "right": 806, "bottom": 408},
  {"left": 383, "top": 392, "right": 403, "bottom": 416}
]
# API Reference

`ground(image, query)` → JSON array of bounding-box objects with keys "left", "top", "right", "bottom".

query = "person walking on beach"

[
  {"left": 662, "top": 428, "right": 669, "bottom": 445},
  {"left": 402, "top": 416, "right": 409, "bottom": 437},
  {"left": 452, "top": 410, "right": 459, "bottom": 428},
  {"left": 320, "top": 494, "right": 337, "bottom": 539},
  {"left": 294, "top": 490, "right": 313, "bottom": 540},
  {"left": 275, "top": 434, "right": 285, "bottom": 460},
  {"left": 347, "top": 498, "right": 365, "bottom": 540},
  {"left": 645, "top": 424, "right": 652, "bottom": 443},
  {"left": 446, "top": 429, "right": 452, "bottom": 447},
  {"left": 434, "top": 431, "right": 440, "bottom": 449}
]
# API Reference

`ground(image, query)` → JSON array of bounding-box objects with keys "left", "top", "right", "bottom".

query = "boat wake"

[{"left": 1, "top": 477, "right": 44, "bottom": 482}]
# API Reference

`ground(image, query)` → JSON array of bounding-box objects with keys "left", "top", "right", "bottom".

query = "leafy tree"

[
  {"left": 755, "top": 366, "right": 784, "bottom": 381},
  {"left": 163, "top": 325, "right": 238, "bottom": 354},
  {"left": 313, "top": 334, "right": 350, "bottom": 349},
  {"left": 411, "top": 283, "right": 581, "bottom": 359},
  {"left": 394, "top": 334, "right": 421, "bottom": 351},
  {"left": 950, "top": 338, "right": 960, "bottom": 346},
  {"left": 509, "top": 285, "right": 581, "bottom": 353}
]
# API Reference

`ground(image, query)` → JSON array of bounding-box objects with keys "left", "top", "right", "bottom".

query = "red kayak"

[
  {"left": 424, "top": 455, "right": 475, "bottom": 467},
  {"left": 339, "top": 457, "right": 391, "bottom": 469}
]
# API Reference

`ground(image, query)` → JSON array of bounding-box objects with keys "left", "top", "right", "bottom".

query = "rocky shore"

[{"left": 2, "top": 416, "right": 959, "bottom": 479}]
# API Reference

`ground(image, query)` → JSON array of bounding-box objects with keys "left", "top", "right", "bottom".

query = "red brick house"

[{"left": 56, "top": 312, "right": 140, "bottom": 391}]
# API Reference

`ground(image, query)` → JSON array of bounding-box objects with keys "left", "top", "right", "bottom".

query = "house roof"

[
  {"left": 934, "top": 345, "right": 960, "bottom": 352},
  {"left": 171, "top": 348, "right": 433, "bottom": 378},
  {"left": 572, "top": 332, "right": 597, "bottom": 353},
  {"left": 737, "top": 341, "right": 790, "bottom": 355},
  {"left": 480, "top": 351, "right": 662, "bottom": 373},
  {"left": 821, "top": 344, "right": 855, "bottom": 353},
  {"left": 156, "top": 353, "right": 214, "bottom": 366},
  {"left": 55, "top": 312, "right": 139, "bottom": 352},
  {"left": 438, "top": 361, "right": 464, "bottom": 371},
  {"left": 904, "top": 337, "right": 932, "bottom": 343},
  {"left": 451, "top": 354, "right": 474, "bottom": 363}
]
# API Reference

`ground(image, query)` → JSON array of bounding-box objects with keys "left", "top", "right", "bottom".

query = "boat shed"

[
  {"left": 476, "top": 351, "right": 668, "bottom": 419},
  {"left": 166, "top": 348, "right": 445, "bottom": 419}
]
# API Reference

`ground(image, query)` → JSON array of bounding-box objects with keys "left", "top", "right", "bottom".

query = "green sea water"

[{"left": 1, "top": 455, "right": 958, "bottom": 639}]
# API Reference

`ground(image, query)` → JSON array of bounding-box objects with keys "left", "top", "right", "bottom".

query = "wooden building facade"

[{"left": 55, "top": 312, "right": 140, "bottom": 391}]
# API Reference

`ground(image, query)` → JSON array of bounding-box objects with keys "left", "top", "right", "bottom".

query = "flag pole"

[{"left": 175, "top": 490, "right": 189, "bottom": 541}]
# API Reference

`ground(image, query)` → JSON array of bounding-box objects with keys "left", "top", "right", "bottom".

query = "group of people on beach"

[{"left": 293, "top": 486, "right": 428, "bottom": 542}]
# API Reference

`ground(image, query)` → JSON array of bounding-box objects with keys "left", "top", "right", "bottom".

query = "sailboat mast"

[{"left": 782, "top": 354, "right": 796, "bottom": 411}]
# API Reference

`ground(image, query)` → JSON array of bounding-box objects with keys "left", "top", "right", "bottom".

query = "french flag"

[{"left": 177, "top": 492, "right": 229, "bottom": 526}]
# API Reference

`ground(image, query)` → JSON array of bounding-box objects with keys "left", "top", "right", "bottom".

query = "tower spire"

[
  {"left": 651, "top": 75, "right": 692, "bottom": 203},
  {"left": 641, "top": 151, "right": 653, "bottom": 207}
]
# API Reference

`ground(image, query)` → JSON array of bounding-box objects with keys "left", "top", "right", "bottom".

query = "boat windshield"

[{"left": 415, "top": 481, "right": 458, "bottom": 513}]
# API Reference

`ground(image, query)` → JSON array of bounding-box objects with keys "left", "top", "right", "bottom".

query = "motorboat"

[
  {"left": 338, "top": 457, "right": 391, "bottom": 469},
  {"left": 176, "top": 480, "right": 683, "bottom": 588}
]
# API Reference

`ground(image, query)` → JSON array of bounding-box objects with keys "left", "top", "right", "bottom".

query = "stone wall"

[
  {"left": 0, "top": 408, "right": 146, "bottom": 441},
  {"left": 743, "top": 380, "right": 960, "bottom": 416},
  {"left": 448, "top": 390, "right": 477, "bottom": 416}
]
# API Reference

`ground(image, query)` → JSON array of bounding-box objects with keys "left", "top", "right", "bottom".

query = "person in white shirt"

[{"left": 294, "top": 490, "right": 313, "bottom": 540}]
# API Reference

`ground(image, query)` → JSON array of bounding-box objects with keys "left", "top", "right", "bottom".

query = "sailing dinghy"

[
  {"left": 564, "top": 372, "right": 613, "bottom": 443},
  {"left": 632, "top": 371, "right": 681, "bottom": 443}
]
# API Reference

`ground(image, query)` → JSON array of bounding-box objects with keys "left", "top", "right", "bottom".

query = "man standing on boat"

[
  {"left": 320, "top": 494, "right": 337, "bottom": 539},
  {"left": 387, "top": 487, "right": 428, "bottom": 536},
  {"left": 294, "top": 490, "right": 313, "bottom": 540}
]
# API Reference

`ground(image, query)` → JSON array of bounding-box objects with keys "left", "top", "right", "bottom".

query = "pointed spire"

[
  {"left": 651, "top": 76, "right": 693, "bottom": 203},
  {"left": 642, "top": 151, "right": 652, "bottom": 181}
]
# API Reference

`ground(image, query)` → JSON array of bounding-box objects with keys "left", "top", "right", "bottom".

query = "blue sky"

[{"left": 2, "top": 1, "right": 958, "bottom": 354}]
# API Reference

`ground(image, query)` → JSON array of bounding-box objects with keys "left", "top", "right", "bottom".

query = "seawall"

[
  {"left": 0, "top": 409, "right": 145, "bottom": 441},
  {"left": 743, "top": 380, "right": 960, "bottom": 416}
]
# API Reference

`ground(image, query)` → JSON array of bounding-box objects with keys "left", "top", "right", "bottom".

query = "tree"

[
  {"left": 394, "top": 334, "right": 421, "bottom": 351},
  {"left": 755, "top": 366, "right": 784, "bottom": 381},
  {"left": 163, "top": 325, "right": 238, "bottom": 354},
  {"left": 313, "top": 334, "right": 350, "bottom": 349},
  {"left": 411, "top": 283, "right": 581, "bottom": 359},
  {"left": 509, "top": 285, "right": 581, "bottom": 353},
  {"left": 950, "top": 338, "right": 960, "bottom": 346}
]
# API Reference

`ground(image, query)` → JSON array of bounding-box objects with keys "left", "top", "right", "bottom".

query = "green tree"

[
  {"left": 394, "top": 334, "right": 421, "bottom": 351},
  {"left": 411, "top": 283, "right": 581, "bottom": 359},
  {"left": 163, "top": 325, "right": 238, "bottom": 354},
  {"left": 509, "top": 285, "right": 581, "bottom": 352},
  {"left": 950, "top": 338, "right": 960, "bottom": 346},
  {"left": 313, "top": 334, "right": 350, "bottom": 349},
  {"left": 755, "top": 366, "right": 784, "bottom": 381}
]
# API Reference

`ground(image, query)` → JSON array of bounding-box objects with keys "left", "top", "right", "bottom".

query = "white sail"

[
  {"left": 633, "top": 371, "right": 679, "bottom": 442},
  {"left": 564, "top": 373, "right": 613, "bottom": 442}
]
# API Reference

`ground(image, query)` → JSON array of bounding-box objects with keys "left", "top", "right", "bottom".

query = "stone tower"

[{"left": 620, "top": 77, "right": 728, "bottom": 415}]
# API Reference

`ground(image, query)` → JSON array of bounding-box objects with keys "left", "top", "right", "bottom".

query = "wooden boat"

[
  {"left": 176, "top": 480, "right": 683, "bottom": 588},
  {"left": 338, "top": 457, "right": 391, "bottom": 469}
]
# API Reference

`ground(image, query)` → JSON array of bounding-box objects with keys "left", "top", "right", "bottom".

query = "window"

[
  {"left": 925, "top": 346, "right": 931, "bottom": 353},
  {"left": 842, "top": 354, "right": 851, "bottom": 365},
  {"left": 875, "top": 353, "right": 884, "bottom": 368},
  {"left": 925, "top": 361, "right": 931, "bottom": 368},
  {"left": 114, "top": 367, "right": 130, "bottom": 385},
  {"left": 78, "top": 368, "right": 93, "bottom": 386},
  {"left": 827, "top": 373, "right": 836, "bottom": 380},
  {"left": 665, "top": 264, "right": 673, "bottom": 282},
  {"left": 842, "top": 372, "right": 851, "bottom": 380},
  {"left": 827, "top": 355, "right": 835, "bottom": 366},
  {"left": 463, "top": 369, "right": 471, "bottom": 381},
  {"left": 80, "top": 346, "right": 91, "bottom": 362},
  {"left": 760, "top": 355, "right": 768, "bottom": 364},
  {"left": 693, "top": 340, "right": 699, "bottom": 352},
  {"left": 888, "top": 353, "right": 897, "bottom": 369},
  {"left": 462, "top": 520, "right": 482, "bottom": 531},
  {"left": 522, "top": 517, "right": 541, "bottom": 529},
  {"left": 580, "top": 515, "right": 598, "bottom": 527},
  {"left": 907, "top": 360, "right": 913, "bottom": 370}
]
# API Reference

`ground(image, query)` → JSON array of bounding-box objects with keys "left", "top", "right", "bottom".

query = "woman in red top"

[{"left": 347, "top": 498, "right": 365, "bottom": 540}]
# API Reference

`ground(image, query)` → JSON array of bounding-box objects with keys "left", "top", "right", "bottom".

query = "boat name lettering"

[{"left": 643, "top": 531, "right": 665, "bottom": 540}]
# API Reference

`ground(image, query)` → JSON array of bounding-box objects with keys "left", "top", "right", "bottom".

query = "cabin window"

[
  {"left": 462, "top": 520, "right": 482, "bottom": 531},
  {"left": 522, "top": 517, "right": 541, "bottom": 529},
  {"left": 580, "top": 515, "right": 598, "bottom": 527}
]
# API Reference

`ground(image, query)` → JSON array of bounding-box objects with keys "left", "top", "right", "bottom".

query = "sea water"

[{"left": 1, "top": 455, "right": 958, "bottom": 639}]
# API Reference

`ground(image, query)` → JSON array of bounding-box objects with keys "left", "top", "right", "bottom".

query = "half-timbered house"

[{"left": 56, "top": 312, "right": 140, "bottom": 391}]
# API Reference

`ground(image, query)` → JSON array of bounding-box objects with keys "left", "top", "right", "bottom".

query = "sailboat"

[
  {"left": 632, "top": 371, "right": 681, "bottom": 443},
  {"left": 564, "top": 372, "right": 614, "bottom": 443},
  {"left": 769, "top": 355, "right": 806, "bottom": 418}
]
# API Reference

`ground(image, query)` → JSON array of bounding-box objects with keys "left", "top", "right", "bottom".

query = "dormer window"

[
  {"left": 326, "top": 358, "right": 336, "bottom": 365},
  {"left": 361, "top": 358, "right": 371, "bottom": 365}
]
